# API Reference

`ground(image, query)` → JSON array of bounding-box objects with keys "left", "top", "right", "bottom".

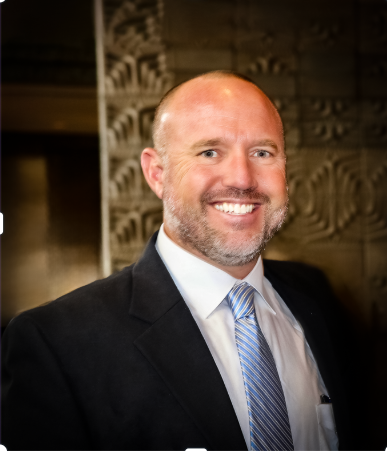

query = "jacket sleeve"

[{"left": 1, "top": 314, "right": 92, "bottom": 450}]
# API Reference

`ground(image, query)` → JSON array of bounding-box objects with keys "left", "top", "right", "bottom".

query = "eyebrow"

[
  {"left": 253, "top": 139, "right": 279, "bottom": 150},
  {"left": 191, "top": 138, "right": 279, "bottom": 151},
  {"left": 191, "top": 139, "right": 225, "bottom": 149}
]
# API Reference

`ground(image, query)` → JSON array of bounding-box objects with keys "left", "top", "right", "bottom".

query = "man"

[{"left": 2, "top": 71, "right": 359, "bottom": 450}]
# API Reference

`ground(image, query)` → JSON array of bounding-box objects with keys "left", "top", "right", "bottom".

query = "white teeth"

[
  {"left": 215, "top": 203, "right": 254, "bottom": 215},
  {"left": 215, "top": 202, "right": 254, "bottom": 215}
]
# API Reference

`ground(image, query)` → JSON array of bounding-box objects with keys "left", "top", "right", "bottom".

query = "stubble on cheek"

[{"left": 163, "top": 181, "right": 289, "bottom": 267}]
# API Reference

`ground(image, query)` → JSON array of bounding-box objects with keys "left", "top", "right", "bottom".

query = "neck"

[{"left": 163, "top": 224, "right": 259, "bottom": 280}]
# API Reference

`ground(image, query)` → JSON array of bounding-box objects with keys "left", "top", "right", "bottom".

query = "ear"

[{"left": 141, "top": 147, "right": 164, "bottom": 199}]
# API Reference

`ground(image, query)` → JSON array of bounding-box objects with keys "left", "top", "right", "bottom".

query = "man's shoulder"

[
  {"left": 263, "top": 258, "right": 335, "bottom": 304},
  {"left": 263, "top": 258, "right": 326, "bottom": 283}
]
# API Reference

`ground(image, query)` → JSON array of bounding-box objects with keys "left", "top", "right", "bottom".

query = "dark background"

[
  {"left": 1, "top": 0, "right": 387, "bottom": 449},
  {"left": 1, "top": 0, "right": 101, "bottom": 325}
]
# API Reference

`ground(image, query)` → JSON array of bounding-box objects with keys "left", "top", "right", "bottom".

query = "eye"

[
  {"left": 201, "top": 149, "right": 218, "bottom": 158},
  {"left": 255, "top": 150, "right": 271, "bottom": 158}
]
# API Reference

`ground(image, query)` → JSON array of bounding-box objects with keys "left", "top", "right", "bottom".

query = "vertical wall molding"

[
  {"left": 96, "top": 0, "right": 173, "bottom": 274},
  {"left": 95, "top": 0, "right": 111, "bottom": 276}
]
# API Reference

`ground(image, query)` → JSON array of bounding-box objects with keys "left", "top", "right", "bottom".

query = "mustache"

[{"left": 201, "top": 187, "right": 271, "bottom": 204}]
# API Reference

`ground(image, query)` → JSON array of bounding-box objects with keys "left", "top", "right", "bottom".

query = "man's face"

[{"left": 159, "top": 77, "right": 288, "bottom": 267}]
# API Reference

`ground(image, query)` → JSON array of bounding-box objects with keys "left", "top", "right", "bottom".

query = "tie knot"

[{"left": 226, "top": 282, "right": 256, "bottom": 321}]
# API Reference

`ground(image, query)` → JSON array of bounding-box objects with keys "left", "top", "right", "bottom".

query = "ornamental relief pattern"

[
  {"left": 97, "top": 0, "right": 387, "bottom": 327},
  {"left": 283, "top": 149, "right": 387, "bottom": 243},
  {"left": 97, "top": 0, "right": 173, "bottom": 271},
  {"left": 284, "top": 150, "right": 362, "bottom": 243},
  {"left": 364, "top": 151, "right": 387, "bottom": 241}
]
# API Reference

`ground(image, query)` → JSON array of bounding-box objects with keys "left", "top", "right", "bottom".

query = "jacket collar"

[
  {"left": 129, "top": 232, "right": 182, "bottom": 323},
  {"left": 129, "top": 232, "right": 247, "bottom": 450}
]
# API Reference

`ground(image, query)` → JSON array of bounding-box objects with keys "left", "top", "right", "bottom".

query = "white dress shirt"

[{"left": 156, "top": 224, "right": 338, "bottom": 450}]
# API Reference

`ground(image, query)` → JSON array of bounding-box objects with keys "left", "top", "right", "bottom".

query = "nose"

[{"left": 222, "top": 149, "right": 257, "bottom": 191}]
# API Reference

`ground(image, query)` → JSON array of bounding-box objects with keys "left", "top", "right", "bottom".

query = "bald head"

[{"left": 152, "top": 71, "right": 284, "bottom": 160}]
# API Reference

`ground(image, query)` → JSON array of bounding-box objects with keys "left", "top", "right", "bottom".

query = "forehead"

[{"left": 161, "top": 77, "right": 283, "bottom": 149}]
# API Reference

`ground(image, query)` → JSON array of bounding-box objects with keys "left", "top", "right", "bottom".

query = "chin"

[
  {"left": 195, "top": 231, "right": 266, "bottom": 267},
  {"left": 163, "top": 187, "right": 288, "bottom": 268}
]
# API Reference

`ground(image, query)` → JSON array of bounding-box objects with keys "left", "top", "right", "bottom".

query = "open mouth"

[{"left": 214, "top": 202, "right": 256, "bottom": 215}]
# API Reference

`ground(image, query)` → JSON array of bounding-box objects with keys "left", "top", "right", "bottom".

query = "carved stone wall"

[
  {"left": 96, "top": 0, "right": 387, "bottom": 330},
  {"left": 96, "top": 0, "right": 173, "bottom": 275}
]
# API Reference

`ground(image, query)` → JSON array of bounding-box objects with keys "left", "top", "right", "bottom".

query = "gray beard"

[{"left": 163, "top": 187, "right": 288, "bottom": 267}]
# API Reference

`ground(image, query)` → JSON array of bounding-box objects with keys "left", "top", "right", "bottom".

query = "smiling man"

[
  {"left": 2, "top": 72, "right": 358, "bottom": 451},
  {"left": 142, "top": 72, "right": 288, "bottom": 279}
]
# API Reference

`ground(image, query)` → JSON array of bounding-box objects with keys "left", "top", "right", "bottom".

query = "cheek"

[
  {"left": 164, "top": 158, "right": 193, "bottom": 190},
  {"left": 258, "top": 166, "right": 287, "bottom": 198},
  {"left": 165, "top": 162, "right": 212, "bottom": 202}
]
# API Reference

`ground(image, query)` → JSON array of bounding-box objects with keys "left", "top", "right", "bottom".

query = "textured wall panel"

[{"left": 96, "top": 0, "right": 172, "bottom": 273}]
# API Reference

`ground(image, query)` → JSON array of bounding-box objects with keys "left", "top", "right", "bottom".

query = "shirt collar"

[{"left": 155, "top": 225, "right": 276, "bottom": 319}]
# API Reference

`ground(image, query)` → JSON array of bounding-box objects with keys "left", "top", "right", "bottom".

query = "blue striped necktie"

[{"left": 226, "top": 282, "right": 294, "bottom": 451}]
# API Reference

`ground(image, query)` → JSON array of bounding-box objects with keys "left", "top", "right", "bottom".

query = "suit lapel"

[{"left": 129, "top": 233, "right": 247, "bottom": 451}]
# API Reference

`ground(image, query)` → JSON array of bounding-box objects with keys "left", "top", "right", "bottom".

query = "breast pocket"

[{"left": 316, "top": 403, "right": 339, "bottom": 450}]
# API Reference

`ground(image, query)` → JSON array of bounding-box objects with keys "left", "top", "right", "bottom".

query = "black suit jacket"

[{"left": 1, "top": 233, "right": 360, "bottom": 450}]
